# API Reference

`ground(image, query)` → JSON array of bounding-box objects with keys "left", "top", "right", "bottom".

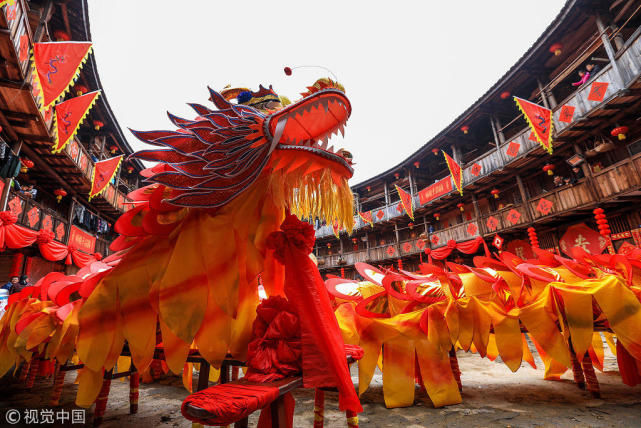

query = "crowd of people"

[
  {"left": 571, "top": 62, "right": 601, "bottom": 87},
  {"left": 1, "top": 275, "right": 29, "bottom": 294}
]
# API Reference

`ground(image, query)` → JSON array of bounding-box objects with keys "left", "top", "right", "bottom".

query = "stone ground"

[{"left": 1, "top": 349, "right": 640, "bottom": 427}]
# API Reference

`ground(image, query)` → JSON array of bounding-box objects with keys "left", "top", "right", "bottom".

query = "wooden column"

[
  {"left": 383, "top": 182, "right": 390, "bottom": 205},
  {"left": 515, "top": 175, "right": 534, "bottom": 223},
  {"left": 394, "top": 223, "right": 401, "bottom": 255},
  {"left": 451, "top": 144, "right": 461, "bottom": 165},
  {"left": 537, "top": 78, "right": 552, "bottom": 109},
  {"left": 471, "top": 194, "right": 484, "bottom": 235},
  {"left": 65, "top": 198, "right": 76, "bottom": 244},
  {"left": 596, "top": 14, "right": 626, "bottom": 89},
  {"left": 490, "top": 116, "right": 507, "bottom": 168},
  {"left": 408, "top": 170, "right": 416, "bottom": 196},
  {"left": 573, "top": 143, "right": 601, "bottom": 201}
]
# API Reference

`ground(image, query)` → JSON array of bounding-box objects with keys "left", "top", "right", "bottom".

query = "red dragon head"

[{"left": 129, "top": 78, "right": 354, "bottom": 231}]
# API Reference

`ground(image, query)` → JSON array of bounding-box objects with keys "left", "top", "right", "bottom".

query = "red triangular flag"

[
  {"left": 514, "top": 96, "right": 554, "bottom": 154},
  {"left": 332, "top": 220, "right": 340, "bottom": 239},
  {"left": 395, "top": 185, "right": 414, "bottom": 220},
  {"left": 89, "top": 156, "right": 123, "bottom": 201},
  {"left": 359, "top": 211, "right": 373, "bottom": 227},
  {"left": 32, "top": 42, "right": 93, "bottom": 109},
  {"left": 52, "top": 91, "right": 100, "bottom": 153},
  {"left": 443, "top": 151, "right": 463, "bottom": 195}
]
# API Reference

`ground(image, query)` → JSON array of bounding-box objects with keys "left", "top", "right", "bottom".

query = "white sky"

[{"left": 88, "top": 0, "right": 565, "bottom": 184}]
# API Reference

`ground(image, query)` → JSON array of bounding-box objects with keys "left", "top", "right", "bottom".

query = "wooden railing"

[
  {"left": 591, "top": 153, "right": 641, "bottom": 199},
  {"left": 480, "top": 203, "right": 529, "bottom": 235},
  {"left": 7, "top": 191, "right": 69, "bottom": 242}
]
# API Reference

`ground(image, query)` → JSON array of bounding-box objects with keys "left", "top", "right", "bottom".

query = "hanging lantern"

[
  {"left": 460, "top": 125, "right": 469, "bottom": 134},
  {"left": 351, "top": 237, "right": 357, "bottom": 244},
  {"left": 457, "top": 203, "right": 465, "bottom": 212},
  {"left": 500, "top": 91, "right": 511, "bottom": 100},
  {"left": 109, "top": 145, "right": 118, "bottom": 154},
  {"left": 53, "top": 30, "right": 71, "bottom": 41},
  {"left": 93, "top": 120, "right": 105, "bottom": 131},
  {"left": 610, "top": 126, "right": 629, "bottom": 141},
  {"left": 527, "top": 227, "right": 540, "bottom": 249},
  {"left": 394, "top": 172, "right": 400, "bottom": 179},
  {"left": 366, "top": 186, "right": 371, "bottom": 192},
  {"left": 413, "top": 161, "right": 420, "bottom": 168},
  {"left": 549, "top": 43, "right": 563, "bottom": 56},
  {"left": 54, "top": 188, "right": 67, "bottom": 203},
  {"left": 75, "top": 84, "right": 89, "bottom": 96},
  {"left": 593, "top": 208, "right": 615, "bottom": 254},
  {"left": 431, "top": 148, "right": 439, "bottom": 156},
  {"left": 491, "top": 189, "right": 500, "bottom": 199},
  {"left": 408, "top": 222, "right": 414, "bottom": 230},
  {"left": 326, "top": 243, "right": 331, "bottom": 249},
  {"left": 127, "top": 166, "right": 134, "bottom": 174},
  {"left": 283, "top": 66, "right": 292, "bottom": 76},
  {"left": 543, "top": 164, "right": 555, "bottom": 176},
  {"left": 434, "top": 212, "right": 440, "bottom": 221},
  {"left": 20, "top": 158, "right": 34, "bottom": 173}
]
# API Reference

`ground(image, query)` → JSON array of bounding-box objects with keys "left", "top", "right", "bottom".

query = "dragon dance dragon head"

[{"left": 130, "top": 78, "right": 355, "bottom": 231}]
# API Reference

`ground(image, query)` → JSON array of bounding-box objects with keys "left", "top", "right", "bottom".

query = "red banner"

[
  {"left": 89, "top": 155, "right": 123, "bottom": 201},
  {"left": 443, "top": 151, "right": 463, "bottom": 195},
  {"left": 31, "top": 42, "right": 93, "bottom": 109},
  {"left": 52, "top": 91, "right": 100, "bottom": 153},
  {"left": 559, "top": 223, "right": 607, "bottom": 257},
  {"left": 68, "top": 225, "right": 96, "bottom": 254},
  {"left": 419, "top": 176, "right": 452, "bottom": 205},
  {"left": 395, "top": 185, "right": 414, "bottom": 221},
  {"left": 514, "top": 96, "right": 553, "bottom": 154},
  {"left": 358, "top": 211, "right": 373, "bottom": 227}
]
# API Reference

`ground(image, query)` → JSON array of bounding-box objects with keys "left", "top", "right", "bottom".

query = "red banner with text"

[
  {"left": 68, "top": 225, "right": 96, "bottom": 254},
  {"left": 418, "top": 176, "right": 453, "bottom": 205}
]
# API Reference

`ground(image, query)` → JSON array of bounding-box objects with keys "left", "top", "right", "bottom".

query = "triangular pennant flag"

[
  {"left": 443, "top": 151, "right": 463, "bottom": 195},
  {"left": 359, "top": 211, "right": 374, "bottom": 227},
  {"left": 0, "top": 0, "right": 16, "bottom": 8},
  {"left": 31, "top": 42, "right": 93, "bottom": 109},
  {"left": 514, "top": 96, "right": 554, "bottom": 154},
  {"left": 395, "top": 185, "right": 414, "bottom": 221},
  {"left": 332, "top": 219, "right": 340, "bottom": 239},
  {"left": 89, "top": 156, "right": 123, "bottom": 201},
  {"left": 52, "top": 91, "right": 100, "bottom": 153}
]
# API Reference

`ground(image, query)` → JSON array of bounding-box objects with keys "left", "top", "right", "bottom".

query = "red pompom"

[{"left": 284, "top": 66, "right": 292, "bottom": 76}]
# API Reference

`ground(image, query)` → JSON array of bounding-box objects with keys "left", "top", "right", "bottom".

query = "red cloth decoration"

[
  {"left": 32, "top": 42, "right": 93, "bottom": 109},
  {"left": 559, "top": 223, "right": 606, "bottom": 257},
  {"left": 506, "top": 209, "right": 521, "bottom": 225},
  {"left": 376, "top": 210, "right": 384, "bottom": 220},
  {"left": 395, "top": 185, "right": 414, "bottom": 220},
  {"left": 358, "top": 211, "right": 373, "bottom": 227},
  {"left": 245, "top": 296, "right": 302, "bottom": 382},
  {"left": 181, "top": 382, "right": 280, "bottom": 426},
  {"left": 514, "top": 97, "right": 553, "bottom": 154},
  {"left": 418, "top": 177, "right": 452, "bottom": 205},
  {"left": 587, "top": 82, "right": 608, "bottom": 102},
  {"left": 0, "top": 211, "right": 38, "bottom": 249},
  {"left": 486, "top": 216, "right": 499, "bottom": 231},
  {"left": 266, "top": 215, "right": 362, "bottom": 413},
  {"left": 52, "top": 91, "right": 100, "bottom": 153},
  {"left": 466, "top": 223, "right": 478, "bottom": 236},
  {"left": 402, "top": 242, "right": 412, "bottom": 253},
  {"left": 506, "top": 141, "right": 520, "bottom": 157},
  {"left": 424, "top": 236, "right": 489, "bottom": 261},
  {"left": 89, "top": 155, "right": 123, "bottom": 200},
  {"left": 443, "top": 151, "right": 463, "bottom": 195},
  {"left": 470, "top": 163, "right": 481, "bottom": 177},
  {"left": 386, "top": 246, "right": 395, "bottom": 256},
  {"left": 19, "top": 34, "right": 29, "bottom": 62},
  {"left": 536, "top": 198, "right": 553, "bottom": 215}
]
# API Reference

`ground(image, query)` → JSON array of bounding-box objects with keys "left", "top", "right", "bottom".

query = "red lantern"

[
  {"left": 394, "top": 172, "right": 400, "bottom": 179},
  {"left": 20, "top": 158, "right": 34, "bottom": 173},
  {"left": 351, "top": 238, "right": 357, "bottom": 243},
  {"left": 93, "top": 120, "right": 105, "bottom": 131},
  {"left": 127, "top": 166, "right": 134, "bottom": 174},
  {"left": 457, "top": 203, "right": 465, "bottom": 212},
  {"left": 53, "top": 30, "right": 70, "bottom": 41},
  {"left": 610, "top": 126, "right": 629, "bottom": 141},
  {"left": 54, "top": 188, "right": 67, "bottom": 203},
  {"left": 543, "top": 164, "right": 555, "bottom": 176},
  {"left": 431, "top": 148, "right": 439, "bottom": 156},
  {"left": 434, "top": 213, "right": 440, "bottom": 221},
  {"left": 491, "top": 189, "right": 500, "bottom": 199},
  {"left": 413, "top": 161, "right": 420, "bottom": 168},
  {"left": 500, "top": 91, "right": 511, "bottom": 100},
  {"left": 109, "top": 145, "right": 118, "bottom": 154},
  {"left": 460, "top": 125, "right": 469, "bottom": 134},
  {"left": 326, "top": 243, "right": 331, "bottom": 249},
  {"left": 593, "top": 208, "right": 615, "bottom": 254},
  {"left": 527, "top": 227, "right": 539, "bottom": 249},
  {"left": 408, "top": 222, "right": 414, "bottom": 230},
  {"left": 284, "top": 66, "right": 292, "bottom": 76},
  {"left": 549, "top": 43, "right": 563, "bottom": 56},
  {"left": 366, "top": 186, "right": 371, "bottom": 192},
  {"left": 75, "top": 84, "right": 89, "bottom": 96}
]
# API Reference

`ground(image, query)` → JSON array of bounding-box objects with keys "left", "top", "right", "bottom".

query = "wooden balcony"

[
  {"left": 480, "top": 204, "right": 529, "bottom": 235},
  {"left": 592, "top": 153, "right": 641, "bottom": 199},
  {"left": 430, "top": 219, "right": 480, "bottom": 249},
  {"left": 528, "top": 180, "right": 595, "bottom": 221},
  {"left": 7, "top": 191, "right": 70, "bottom": 243}
]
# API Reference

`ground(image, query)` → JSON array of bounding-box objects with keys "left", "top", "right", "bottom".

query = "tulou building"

[
  {"left": 315, "top": 0, "right": 641, "bottom": 278},
  {"left": 0, "top": 0, "right": 142, "bottom": 282}
]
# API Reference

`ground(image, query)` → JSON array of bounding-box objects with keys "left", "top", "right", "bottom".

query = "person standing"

[{"left": 1, "top": 276, "right": 18, "bottom": 291}]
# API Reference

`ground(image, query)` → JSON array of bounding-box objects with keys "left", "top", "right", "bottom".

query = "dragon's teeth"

[
  {"left": 320, "top": 138, "right": 328, "bottom": 150},
  {"left": 327, "top": 145, "right": 334, "bottom": 153},
  {"left": 338, "top": 124, "right": 345, "bottom": 137}
]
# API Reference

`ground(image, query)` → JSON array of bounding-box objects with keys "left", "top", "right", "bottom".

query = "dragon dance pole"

[
  {"left": 129, "top": 370, "right": 140, "bottom": 414},
  {"left": 50, "top": 368, "right": 66, "bottom": 406},
  {"left": 25, "top": 357, "right": 40, "bottom": 389},
  {"left": 345, "top": 410, "right": 359, "bottom": 428},
  {"left": 313, "top": 389, "right": 325, "bottom": 428}
]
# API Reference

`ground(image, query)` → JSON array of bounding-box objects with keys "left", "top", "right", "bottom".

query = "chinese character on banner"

[
  {"left": 506, "top": 209, "right": 521, "bottom": 225},
  {"left": 466, "top": 223, "right": 478, "bottom": 236},
  {"left": 70, "top": 140, "right": 80, "bottom": 160},
  {"left": 528, "top": 131, "right": 537, "bottom": 142},
  {"left": 27, "top": 207, "right": 39, "bottom": 228},
  {"left": 416, "top": 239, "right": 426, "bottom": 250},
  {"left": 470, "top": 163, "right": 482, "bottom": 177},
  {"left": 486, "top": 216, "right": 499, "bottom": 231},
  {"left": 506, "top": 239, "right": 534, "bottom": 259},
  {"left": 56, "top": 223, "right": 65, "bottom": 241},
  {"left": 376, "top": 210, "right": 384, "bottom": 220},
  {"left": 402, "top": 242, "right": 412, "bottom": 253},
  {"left": 493, "top": 234, "right": 504, "bottom": 249},
  {"left": 42, "top": 215, "right": 53, "bottom": 232},
  {"left": 536, "top": 198, "right": 553, "bottom": 215},
  {"left": 431, "top": 235, "right": 440, "bottom": 245},
  {"left": 587, "top": 82, "right": 609, "bottom": 102},
  {"left": 19, "top": 34, "right": 29, "bottom": 62},
  {"left": 506, "top": 141, "right": 520, "bottom": 157},
  {"left": 559, "top": 105, "right": 575, "bottom": 123},
  {"left": 396, "top": 203, "right": 404, "bottom": 213},
  {"left": 559, "top": 223, "right": 606, "bottom": 256},
  {"left": 8, "top": 196, "right": 22, "bottom": 216},
  {"left": 386, "top": 246, "right": 396, "bottom": 256}
]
